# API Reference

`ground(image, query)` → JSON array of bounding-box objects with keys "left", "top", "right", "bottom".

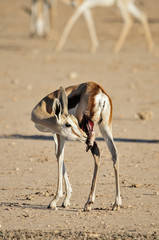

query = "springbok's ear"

[
  {"left": 59, "top": 87, "right": 68, "bottom": 115},
  {"left": 52, "top": 98, "right": 62, "bottom": 120}
]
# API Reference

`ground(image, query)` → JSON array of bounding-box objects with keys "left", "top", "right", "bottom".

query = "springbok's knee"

[
  {"left": 91, "top": 141, "right": 100, "bottom": 158},
  {"left": 111, "top": 149, "right": 118, "bottom": 166}
]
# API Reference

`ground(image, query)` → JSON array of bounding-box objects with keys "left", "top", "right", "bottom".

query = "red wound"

[{"left": 80, "top": 114, "right": 94, "bottom": 136}]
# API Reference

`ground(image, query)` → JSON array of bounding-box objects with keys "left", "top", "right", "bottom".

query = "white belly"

[{"left": 88, "top": 0, "right": 116, "bottom": 8}]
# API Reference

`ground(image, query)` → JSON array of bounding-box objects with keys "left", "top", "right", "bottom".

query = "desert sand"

[{"left": 0, "top": 0, "right": 159, "bottom": 239}]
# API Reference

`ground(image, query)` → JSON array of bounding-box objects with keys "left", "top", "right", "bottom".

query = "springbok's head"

[{"left": 52, "top": 87, "right": 87, "bottom": 142}]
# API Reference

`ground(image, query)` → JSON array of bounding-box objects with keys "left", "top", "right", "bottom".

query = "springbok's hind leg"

[
  {"left": 114, "top": 6, "right": 133, "bottom": 52},
  {"left": 83, "top": 9, "right": 99, "bottom": 53},
  {"left": 128, "top": 1, "right": 154, "bottom": 51},
  {"left": 84, "top": 141, "right": 100, "bottom": 211},
  {"left": 99, "top": 123, "right": 122, "bottom": 210}
]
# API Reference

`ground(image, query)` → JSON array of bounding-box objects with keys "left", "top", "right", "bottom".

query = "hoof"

[
  {"left": 61, "top": 202, "right": 70, "bottom": 208},
  {"left": 62, "top": 195, "right": 71, "bottom": 208},
  {"left": 84, "top": 202, "right": 92, "bottom": 212},
  {"left": 47, "top": 202, "right": 57, "bottom": 210},
  {"left": 112, "top": 196, "right": 122, "bottom": 211},
  {"left": 112, "top": 203, "right": 120, "bottom": 211}
]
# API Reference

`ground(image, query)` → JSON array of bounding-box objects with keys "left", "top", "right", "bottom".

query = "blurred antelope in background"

[
  {"left": 30, "top": 0, "right": 56, "bottom": 37},
  {"left": 31, "top": 82, "right": 122, "bottom": 211},
  {"left": 30, "top": 0, "right": 154, "bottom": 51},
  {"left": 56, "top": 0, "right": 154, "bottom": 52},
  {"left": 30, "top": 0, "right": 70, "bottom": 37}
]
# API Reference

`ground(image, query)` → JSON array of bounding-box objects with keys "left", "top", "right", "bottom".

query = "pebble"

[
  {"left": 26, "top": 196, "right": 32, "bottom": 200},
  {"left": 45, "top": 55, "right": 52, "bottom": 62},
  {"left": 123, "top": 128, "right": 127, "bottom": 132},
  {"left": 15, "top": 167, "right": 20, "bottom": 171},
  {"left": 44, "top": 192, "right": 49, "bottom": 197},
  {"left": 129, "top": 83, "right": 135, "bottom": 89},
  {"left": 11, "top": 142, "right": 16, "bottom": 146},
  {"left": 131, "top": 183, "right": 142, "bottom": 188},
  {"left": 5, "top": 208, "right": 10, "bottom": 211},
  {"left": 128, "top": 205, "right": 132, "bottom": 208},
  {"left": 12, "top": 97, "right": 18, "bottom": 102},
  {"left": 132, "top": 67, "right": 139, "bottom": 73},
  {"left": 32, "top": 49, "right": 39, "bottom": 55},
  {"left": 87, "top": 232, "right": 99, "bottom": 238},
  {"left": 137, "top": 110, "right": 153, "bottom": 120},
  {"left": 68, "top": 71, "right": 78, "bottom": 79},
  {"left": 11, "top": 79, "right": 19, "bottom": 85},
  {"left": 26, "top": 85, "right": 33, "bottom": 90},
  {"left": 122, "top": 180, "right": 127, "bottom": 185},
  {"left": 154, "top": 191, "right": 159, "bottom": 195},
  {"left": 22, "top": 213, "right": 30, "bottom": 218}
]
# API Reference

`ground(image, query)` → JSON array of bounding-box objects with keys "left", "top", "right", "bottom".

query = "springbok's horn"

[{"left": 59, "top": 87, "right": 68, "bottom": 115}]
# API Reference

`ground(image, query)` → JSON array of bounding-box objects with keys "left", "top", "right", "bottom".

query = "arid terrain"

[{"left": 0, "top": 0, "right": 159, "bottom": 239}]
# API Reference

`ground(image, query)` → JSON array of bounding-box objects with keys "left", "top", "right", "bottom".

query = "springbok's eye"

[{"left": 65, "top": 123, "right": 71, "bottom": 128}]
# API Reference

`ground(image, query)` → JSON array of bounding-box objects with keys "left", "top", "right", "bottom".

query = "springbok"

[
  {"left": 30, "top": 0, "right": 56, "bottom": 37},
  {"left": 31, "top": 82, "right": 122, "bottom": 211},
  {"left": 56, "top": 0, "right": 154, "bottom": 52}
]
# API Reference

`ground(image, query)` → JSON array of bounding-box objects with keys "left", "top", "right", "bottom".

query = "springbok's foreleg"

[
  {"left": 30, "top": 0, "right": 37, "bottom": 36},
  {"left": 114, "top": 4, "right": 133, "bottom": 52},
  {"left": 99, "top": 124, "right": 122, "bottom": 210},
  {"left": 84, "top": 141, "right": 100, "bottom": 211},
  {"left": 55, "top": 1, "right": 90, "bottom": 52},
  {"left": 83, "top": 9, "right": 99, "bottom": 53},
  {"left": 48, "top": 135, "right": 65, "bottom": 209},
  {"left": 43, "top": 1, "right": 51, "bottom": 36},
  {"left": 48, "top": 0, "right": 58, "bottom": 39}
]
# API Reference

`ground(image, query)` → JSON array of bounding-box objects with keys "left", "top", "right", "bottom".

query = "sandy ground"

[{"left": 0, "top": 0, "right": 159, "bottom": 239}]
